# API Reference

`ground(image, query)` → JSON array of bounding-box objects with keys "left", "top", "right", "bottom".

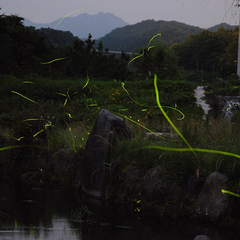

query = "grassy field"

[{"left": 1, "top": 74, "right": 240, "bottom": 197}]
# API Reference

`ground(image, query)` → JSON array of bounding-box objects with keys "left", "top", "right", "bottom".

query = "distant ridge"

[
  {"left": 97, "top": 19, "right": 238, "bottom": 52},
  {"left": 207, "top": 22, "right": 238, "bottom": 32},
  {"left": 24, "top": 11, "right": 128, "bottom": 39},
  {"left": 98, "top": 19, "right": 203, "bottom": 52}
]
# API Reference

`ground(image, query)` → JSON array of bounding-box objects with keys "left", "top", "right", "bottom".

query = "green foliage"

[
  {"left": 0, "top": 14, "right": 47, "bottom": 77},
  {"left": 32, "top": 27, "right": 78, "bottom": 47},
  {"left": 98, "top": 19, "right": 202, "bottom": 52},
  {"left": 172, "top": 27, "right": 238, "bottom": 79},
  {"left": 131, "top": 43, "right": 179, "bottom": 79},
  {"left": 0, "top": 14, "right": 131, "bottom": 80}
]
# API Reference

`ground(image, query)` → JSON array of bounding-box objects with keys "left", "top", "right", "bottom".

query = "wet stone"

[{"left": 196, "top": 171, "right": 230, "bottom": 218}]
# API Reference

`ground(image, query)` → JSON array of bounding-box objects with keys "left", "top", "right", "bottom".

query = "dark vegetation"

[
  {"left": 1, "top": 11, "right": 240, "bottom": 224},
  {"left": 0, "top": 14, "right": 130, "bottom": 80},
  {"left": 98, "top": 19, "right": 203, "bottom": 52},
  {"left": 29, "top": 27, "right": 79, "bottom": 47}
]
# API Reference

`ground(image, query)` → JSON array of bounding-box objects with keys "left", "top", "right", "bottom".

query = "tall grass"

[{"left": 1, "top": 72, "right": 240, "bottom": 195}]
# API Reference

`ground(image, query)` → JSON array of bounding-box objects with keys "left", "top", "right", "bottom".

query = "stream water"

[
  {"left": 194, "top": 86, "right": 211, "bottom": 115},
  {"left": 0, "top": 176, "right": 240, "bottom": 240}
]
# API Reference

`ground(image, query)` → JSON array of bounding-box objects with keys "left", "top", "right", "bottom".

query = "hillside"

[
  {"left": 24, "top": 12, "right": 128, "bottom": 39},
  {"left": 208, "top": 22, "right": 238, "bottom": 32},
  {"left": 97, "top": 19, "right": 203, "bottom": 52},
  {"left": 27, "top": 26, "right": 79, "bottom": 47}
]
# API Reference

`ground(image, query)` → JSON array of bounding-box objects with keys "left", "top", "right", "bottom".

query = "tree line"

[
  {"left": 0, "top": 13, "right": 130, "bottom": 80},
  {"left": 171, "top": 26, "right": 238, "bottom": 79},
  {"left": 0, "top": 12, "right": 238, "bottom": 81}
]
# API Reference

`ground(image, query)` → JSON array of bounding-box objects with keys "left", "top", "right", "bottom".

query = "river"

[{"left": 1, "top": 176, "right": 240, "bottom": 240}]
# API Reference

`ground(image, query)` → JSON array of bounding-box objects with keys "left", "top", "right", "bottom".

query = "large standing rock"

[
  {"left": 82, "top": 109, "right": 133, "bottom": 198},
  {"left": 143, "top": 166, "right": 179, "bottom": 202},
  {"left": 196, "top": 171, "right": 230, "bottom": 218}
]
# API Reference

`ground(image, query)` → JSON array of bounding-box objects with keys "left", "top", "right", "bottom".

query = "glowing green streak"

[
  {"left": 57, "top": 92, "right": 67, "bottom": 97},
  {"left": 67, "top": 113, "right": 73, "bottom": 118},
  {"left": 148, "top": 33, "right": 161, "bottom": 47},
  {"left": 122, "top": 82, "right": 144, "bottom": 106},
  {"left": 22, "top": 119, "right": 45, "bottom": 122},
  {"left": 11, "top": 91, "right": 39, "bottom": 105},
  {"left": 222, "top": 189, "right": 240, "bottom": 197},
  {"left": 0, "top": 145, "right": 28, "bottom": 152},
  {"left": 23, "top": 81, "right": 34, "bottom": 84},
  {"left": 44, "top": 122, "right": 52, "bottom": 129},
  {"left": 154, "top": 74, "right": 196, "bottom": 156},
  {"left": 128, "top": 33, "right": 161, "bottom": 66},
  {"left": 11, "top": 136, "right": 25, "bottom": 141},
  {"left": 117, "top": 113, "right": 171, "bottom": 140},
  {"left": 54, "top": 8, "right": 89, "bottom": 28},
  {"left": 83, "top": 75, "right": 90, "bottom": 89},
  {"left": 33, "top": 129, "right": 44, "bottom": 137},
  {"left": 128, "top": 51, "right": 145, "bottom": 66},
  {"left": 63, "top": 99, "right": 68, "bottom": 106},
  {"left": 140, "top": 145, "right": 240, "bottom": 159},
  {"left": 161, "top": 106, "right": 185, "bottom": 120},
  {"left": 122, "top": 83, "right": 184, "bottom": 120},
  {"left": 41, "top": 57, "right": 66, "bottom": 65}
]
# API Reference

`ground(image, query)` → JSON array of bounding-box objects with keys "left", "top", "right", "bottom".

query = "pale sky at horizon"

[{"left": 1, "top": 0, "right": 239, "bottom": 28}]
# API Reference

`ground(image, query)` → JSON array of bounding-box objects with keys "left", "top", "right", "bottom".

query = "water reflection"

[{"left": 0, "top": 177, "right": 239, "bottom": 240}]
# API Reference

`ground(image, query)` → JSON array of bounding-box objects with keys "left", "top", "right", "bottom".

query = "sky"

[{"left": 1, "top": 0, "right": 240, "bottom": 28}]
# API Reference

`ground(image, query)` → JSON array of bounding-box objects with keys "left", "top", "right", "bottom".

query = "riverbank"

[{"left": 1, "top": 75, "right": 240, "bottom": 232}]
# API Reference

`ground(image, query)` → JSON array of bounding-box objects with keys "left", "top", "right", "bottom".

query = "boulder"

[
  {"left": 82, "top": 109, "right": 133, "bottom": 198},
  {"left": 125, "top": 166, "right": 142, "bottom": 193},
  {"left": 193, "top": 235, "right": 211, "bottom": 240},
  {"left": 196, "top": 171, "right": 230, "bottom": 218},
  {"left": 142, "top": 166, "right": 179, "bottom": 202}
]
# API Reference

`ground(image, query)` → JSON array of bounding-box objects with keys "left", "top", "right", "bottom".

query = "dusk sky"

[{"left": 1, "top": 0, "right": 239, "bottom": 28}]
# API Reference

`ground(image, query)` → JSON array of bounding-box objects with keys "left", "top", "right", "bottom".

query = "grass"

[
  {"left": 1, "top": 72, "right": 240, "bottom": 227},
  {"left": 1, "top": 73, "right": 240, "bottom": 195}
]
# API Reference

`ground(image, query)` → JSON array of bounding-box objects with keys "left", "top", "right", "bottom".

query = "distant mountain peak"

[{"left": 24, "top": 12, "right": 128, "bottom": 39}]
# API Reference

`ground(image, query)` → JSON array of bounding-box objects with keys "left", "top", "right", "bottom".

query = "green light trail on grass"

[
  {"left": 138, "top": 145, "right": 240, "bottom": 159},
  {"left": 22, "top": 119, "right": 45, "bottom": 122},
  {"left": 153, "top": 74, "right": 196, "bottom": 157},
  {"left": 40, "top": 57, "right": 66, "bottom": 65},
  {"left": 10, "top": 136, "right": 25, "bottom": 141},
  {"left": 117, "top": 113, "right": 175, "bottom": 141},
  {"left": 121, "top": 82, "right": 144, "bottom": 107},
  {"left": 11, "top": 91, "right": 39, "bottom": 105},
  {"left": 83, "top": 74, "right": 90, "bottom": 89},
  {"left": 0, "top": 145, "right": 28, "bottom": 152},
  {"left": 33, "top": 130, "right": 44, "bottom": 138}
]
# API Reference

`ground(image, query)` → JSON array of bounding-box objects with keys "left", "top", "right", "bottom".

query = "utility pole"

[{"left": 237, "top": 1, "right": 240, "bottom": 76}]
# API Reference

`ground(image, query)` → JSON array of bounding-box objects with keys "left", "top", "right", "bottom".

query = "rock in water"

[
  {"left": 196, "top": 171, "right": 230, "bottom": 218},
  {"left": 82, "top": 109, "right": 132, "bottom": 198}
]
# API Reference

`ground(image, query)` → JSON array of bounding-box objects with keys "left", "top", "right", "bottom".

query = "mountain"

[
  {"left": 207, "top": 22, "right": 238, "bottom": 32},
  {"left": 23, "top": 11, "right": 128, "bottom": 39},
  {"left": 97, "top": 19, "right": 203, "bottom": 52},
  {"left": 26, "top": 26, "right": 79, "bottom": 47},
  {"left": 97, "top": 20, "right": 238, "bottom": 52}
]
